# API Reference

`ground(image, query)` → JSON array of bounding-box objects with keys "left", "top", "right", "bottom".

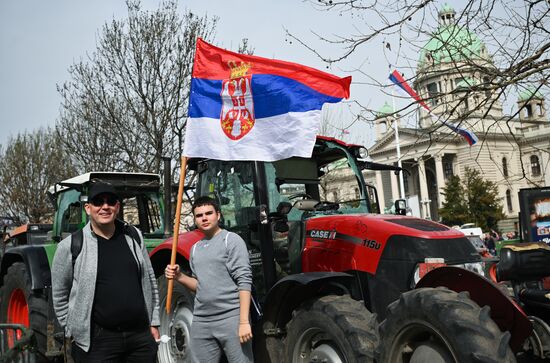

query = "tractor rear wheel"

[
  {"left": 284, "top": 295, "right": 378, "bottom": 363},
  {"left": 378, "top": 287, "right": 515, "bottom": 363},
  {"left": 157, "top": 276, "right": 195, "bottom": 363},
  {"left": 0, "top": 262, "right": 49, "bottom": 362}
]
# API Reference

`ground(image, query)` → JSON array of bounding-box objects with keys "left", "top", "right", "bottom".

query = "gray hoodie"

[
  {"left": 51, "top": 221, "right": 160, "bottom": 352},
  {"left": 190, "top": 230, "right": 252, "bottom": 322}
]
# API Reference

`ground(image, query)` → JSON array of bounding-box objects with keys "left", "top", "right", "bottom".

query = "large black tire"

[
  {"left": 0, "top": 262, "right": 49, "bottom": 362},
  {"left": 284, "top": 295, "right": 378, "bottom": 363},
  {"left": 378, "top": 287, "right": 516, "bottom": 363},
  {"left": 156, "top": 276, "right": 195, "bottom": 363}
]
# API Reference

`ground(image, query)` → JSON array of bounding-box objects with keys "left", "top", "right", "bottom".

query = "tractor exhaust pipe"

[{"left": 162, "top": 157, "right": 172, "bottom": 238}]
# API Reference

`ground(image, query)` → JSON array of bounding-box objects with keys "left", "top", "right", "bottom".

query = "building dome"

[
  {"left": 418, "top": 5, "right": 487, "bottom": 68},
  {"left": 377, "top": 101, "right": 394, "bottom": 117},
  {"left": 439, "top": 3, "right": 455, "bottom": 16},
  {"left": 518, "top": 87, "right": 544, "bottom": 102}
]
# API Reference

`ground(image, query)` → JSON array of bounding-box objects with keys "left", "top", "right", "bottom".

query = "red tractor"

[{"left": 149, "top": 136, "right": 532, "bottom": 363}]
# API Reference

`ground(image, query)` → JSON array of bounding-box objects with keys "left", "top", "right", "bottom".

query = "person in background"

[{"left": 484, "top": 232, "right": 497, "bottom": 255}]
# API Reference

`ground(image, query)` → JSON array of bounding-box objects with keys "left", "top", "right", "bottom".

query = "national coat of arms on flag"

[{"left": 221, "top": 61, "right": 254, "bottom": 140}]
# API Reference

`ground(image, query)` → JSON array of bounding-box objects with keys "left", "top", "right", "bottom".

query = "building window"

[
  {"left": 502, "top": 157, "right": 508, "bottom": 177},
  {"left": 425, "top": 53, "right": 433, "bottom": 64},
  {"left": 483, "top": 76, "right": 491, "bottom": 99},
  {"left": 380, "top": 121, "right": 387, "bottom": 134},
  {"left": 525, "top": 104, "right": 533, "bottom": 118},
  {"left": 538, "top": 103, "right": 544, "bottom": 116},
  {"left": 355, "top": 188, "right": 360, "bottom": 200},
  {"left": 531, "top": 155, "right": 541, "bottom": 176},
  {"left": 506, "top": 190, "right": 513, "bottom": 212},
  {"left": 427, "top": 82, "right": 439, "bottom": 106},
  {"left": 443, "top": 162, "right": 453, "bottom": 179},
  {"left": 332, "top": 191, "right": 339, "bottom": 202}
]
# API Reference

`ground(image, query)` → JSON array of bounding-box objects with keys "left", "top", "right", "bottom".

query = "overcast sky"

[{"left": 3, "top": 0, "right": 488, "bottom": 148}]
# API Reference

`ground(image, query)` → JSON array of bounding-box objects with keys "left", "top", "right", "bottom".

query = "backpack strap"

[
  {"left": 122, "top": 222, "right": 143, "bottom": 276},
  {"left": 123, "top": 223, "right": 142, "bottom": 247},
  {"left": 70, "top": 229, "right": 84, "bottom": 269}
]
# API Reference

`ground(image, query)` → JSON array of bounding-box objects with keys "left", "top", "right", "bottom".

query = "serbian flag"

[
  {"left": 184, "top": 38, "right": 352, "bottom": 161},
  {"left": 389, "top": 70, "right": 478, "bottom": 146},
  {"left": 389, "top": 70, "right": 430, "bottom": 112},
  {"left": 437, "top": 119, "right": 479, "bottom": 146}
]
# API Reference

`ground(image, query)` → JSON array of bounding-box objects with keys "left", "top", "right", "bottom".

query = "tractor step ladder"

[{"left": 0, "top": 323, "right": 34, "bottom": 363}]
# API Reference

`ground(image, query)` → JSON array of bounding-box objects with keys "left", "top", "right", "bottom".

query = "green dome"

[
  {"left": 518, "top": 87, "right": 544, "bottom": 102},
  {"left": 455, "top": 77, "right": 478, "bottom": 90},
  {"left": 377, "top": 101, "right": 394, "bottom": 117},
  {"left": 418, "top": 24, "right": 485, "bottom": 68}
]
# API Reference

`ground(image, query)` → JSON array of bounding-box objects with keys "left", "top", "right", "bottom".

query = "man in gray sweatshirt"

[
  {"left": 165, "top": 196, "right": 253, "bottom": 362},
  {"left": 52, "top": 181, "right": 160, "bottom": 362}
]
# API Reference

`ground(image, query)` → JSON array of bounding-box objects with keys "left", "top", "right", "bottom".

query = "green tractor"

[{"left": 0, "top": 172, "right": 168, "bottom": 361}]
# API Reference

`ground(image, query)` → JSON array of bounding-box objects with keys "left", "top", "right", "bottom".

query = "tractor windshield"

[{"left": 265, "top": 140, "right": 371, "bottom": 220}]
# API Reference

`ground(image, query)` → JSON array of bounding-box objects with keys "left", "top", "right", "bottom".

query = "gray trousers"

[{"left": 191, "top": 314, "right": 254, "bottom": 363}]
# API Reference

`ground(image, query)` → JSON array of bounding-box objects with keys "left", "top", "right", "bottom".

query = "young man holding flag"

[{"left": 165, "top": 196, "right": 253, "bottom": 363}]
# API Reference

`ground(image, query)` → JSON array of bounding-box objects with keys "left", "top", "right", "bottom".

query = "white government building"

[{"left": 330, "top": 4, "right": 549, "bottom": 233}]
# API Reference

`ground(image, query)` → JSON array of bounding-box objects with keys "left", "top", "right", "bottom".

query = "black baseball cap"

[{"left": 88, "top": 181, "right": 119, "bottom": 201}]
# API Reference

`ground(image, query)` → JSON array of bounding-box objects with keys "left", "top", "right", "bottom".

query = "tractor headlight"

[
  {"left": 410, "top": 259, "right": 485, "bottom": 288},
  {"left": 411, "top": 258, "right": 446, "bottom": 288}
]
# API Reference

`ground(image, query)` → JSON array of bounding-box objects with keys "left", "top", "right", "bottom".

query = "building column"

[
  {"left": 375, "top": 170, "right": 386, "bottom": 212},
  {"left": 434, "top": 155, "right": 446, "bottom": 207},
  {"left": 542, "top": 151, "right": 550, "bottom": 187},
  {"left": 418, "top": 158, "right": 431, "bottom": 219}
]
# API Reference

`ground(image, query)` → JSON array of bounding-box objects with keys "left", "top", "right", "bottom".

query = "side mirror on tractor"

[
  {"left": 269, "top": 202, "right": 292, "bottom": 233},
  {"left": 395, "top": 199, "right": 407, "bottom": 216}
]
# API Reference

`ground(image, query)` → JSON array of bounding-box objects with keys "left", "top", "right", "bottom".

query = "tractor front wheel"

[
  {"left": 0, "top": 262, "right": 49, "bottom": 362},
  {"left": 156, "top": 276, "right": 195, "bottom": 363},
  {"left": 378, "top": 287, "right": 515, "bottom": 363},
  {"left": 284, "top": 295, "right": 378, "bottom": 363}
]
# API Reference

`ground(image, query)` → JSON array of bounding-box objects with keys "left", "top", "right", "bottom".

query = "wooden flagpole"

[{"left": 166, "top": 156, "right": 187, "bottom": 313}]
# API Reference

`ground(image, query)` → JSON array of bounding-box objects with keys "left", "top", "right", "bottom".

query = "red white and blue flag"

[
  {"left": 183, "top": 38, "right": 352, "bottom": 161},
  {"left": 389, "top": 70, "right": 478, "bottom": 146}
]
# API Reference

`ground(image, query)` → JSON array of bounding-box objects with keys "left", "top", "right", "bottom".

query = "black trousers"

[{"left": 71, "top": 325, "right": 158, "bottom": 363}]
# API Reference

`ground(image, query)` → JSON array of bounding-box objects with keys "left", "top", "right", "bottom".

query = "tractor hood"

[{"left": 302, "top": 213, "right": 480, "bottom": 275}]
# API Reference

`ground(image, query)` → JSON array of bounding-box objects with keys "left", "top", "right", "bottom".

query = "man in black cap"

[{"left": 52, "top": 180, "right": 160, "bottom": 362}]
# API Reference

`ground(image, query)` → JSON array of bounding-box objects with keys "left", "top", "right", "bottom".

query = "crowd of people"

[{"left": 480, "top": 229, "right": 519, "bottom": 256}]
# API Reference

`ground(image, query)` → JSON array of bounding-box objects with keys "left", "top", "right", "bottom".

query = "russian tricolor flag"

[
  {"left": 183, "top": 38, "right": 351, "bottom": 161},
  {"left": 389, "top": 70, "right": 478, "bottom": 146}
]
